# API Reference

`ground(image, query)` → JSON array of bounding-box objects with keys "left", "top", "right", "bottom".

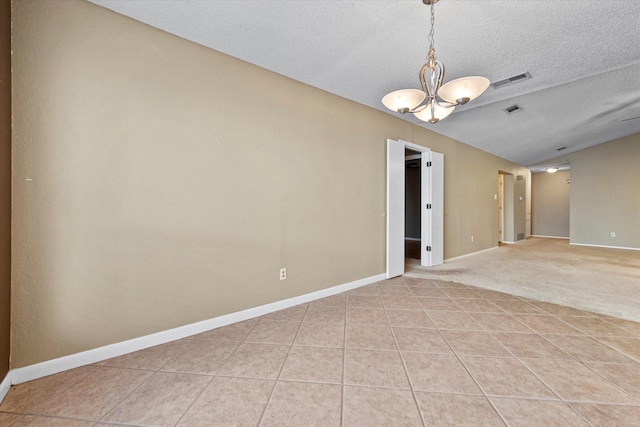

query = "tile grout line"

[
  {"left": 419, "top": 280, "right": 512, "bottom": 427},
  {"left": 255, "top": 303, "right": 310, "bottom": 427},
  {"left": 443, "top": 283, "right": 637, "bottom": 424}
]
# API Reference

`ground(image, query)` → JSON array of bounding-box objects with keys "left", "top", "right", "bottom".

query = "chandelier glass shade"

[{"left": 382, "top": 0, "right": 490, "bottom": 123}]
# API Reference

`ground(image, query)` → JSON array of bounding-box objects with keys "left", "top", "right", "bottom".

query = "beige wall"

[
  {"left": 11, "top": 0, "right": 528, "bottom": 368},
  {"left": 568, "top": 134, "right": 640, "bottom": 248},
  {"left": 0, "top": 0, "right": 10, "bottom": 381},
  {"left": 531, "top": 171, "right": 570, "bottom": 238}
]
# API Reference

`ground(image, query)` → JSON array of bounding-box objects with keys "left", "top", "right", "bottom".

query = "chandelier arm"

[{"left": 433, "top": 97, "right": 458, "bottom": 108}]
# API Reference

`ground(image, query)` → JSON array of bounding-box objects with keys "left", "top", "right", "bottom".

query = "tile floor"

[{"left": 1, "top": 277, "right": 639, "bottom": 426}]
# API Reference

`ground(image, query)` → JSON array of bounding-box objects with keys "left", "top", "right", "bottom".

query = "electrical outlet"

[
  {"left": 280, "top": 268, "right": 287, "bottom": 280},
  {"left": 471, "top": 235, "right": 474, "bottom": 242},
  {"left": 610, "top": 232, "right": 616, "bottom": 238}
]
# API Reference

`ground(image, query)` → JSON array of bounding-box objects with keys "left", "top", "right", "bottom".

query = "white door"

[
  {"left": 429, "top": 152, "right": 444, "bottom": 266},
  {"left": 386, "top": 139, "right": 405, "bottom": 278}
]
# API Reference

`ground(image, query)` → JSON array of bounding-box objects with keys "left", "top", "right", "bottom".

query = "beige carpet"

[{"left": 405, "top": 238, "right": 640, "bottom": 322}]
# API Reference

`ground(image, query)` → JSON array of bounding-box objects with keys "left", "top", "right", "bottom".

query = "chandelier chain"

[{"left": 428, "top": 1, "right": 435, "bottom": 50}]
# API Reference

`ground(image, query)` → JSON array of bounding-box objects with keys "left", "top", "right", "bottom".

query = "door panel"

[{"left": 386, "top": 139, "right": 405, "bottom": 278}]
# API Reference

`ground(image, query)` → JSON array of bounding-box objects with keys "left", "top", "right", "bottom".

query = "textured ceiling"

[{"left": 90, "top": 0, "right": 640, "bottom": 168}]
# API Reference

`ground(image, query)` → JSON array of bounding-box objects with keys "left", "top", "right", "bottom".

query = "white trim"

[
  {"left": 531, "top": 235, "right": 569, "bottom": 239},
  {"left": 11, "top": 273, "right": 386, "bottom": 385},
  {"left": 0, "top": 370, "right": 11, "bottom": 403},
  {"left": 444, "top": 246, "right": 499, "bottom": 263},
  {"left": 500, "top": 241, "right": 517, "bottom": 244},
  {"left": 570, "top": 243, "right": 640, "bottom": 251}
]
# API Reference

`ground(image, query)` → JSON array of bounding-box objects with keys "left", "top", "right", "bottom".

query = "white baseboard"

[
  {"left": 0, "top": 370, "right": 11, "bottom": 403},
  {"left": 531, "top": 235, "right": 569, "bottom": 239},
  {"left": 570, "top": 243, "right": 640, "bottom": 251},
  {"left": 9, "top": 273, "right": 386, "bottom": 386},
  {"left": 445, "top": 246, "right": 499, "bottom": 263}
]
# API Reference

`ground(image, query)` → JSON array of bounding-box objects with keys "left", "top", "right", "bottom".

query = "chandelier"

[{"left": 382, "top": 0, "right": 490, "bottom": 123}]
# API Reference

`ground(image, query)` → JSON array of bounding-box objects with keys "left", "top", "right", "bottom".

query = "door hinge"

[
  {"left": 426, "top": 246, "right": 432, "bottom": 252},
  {"left": 426, "top": 161, "right": 432, "bottom": 167},
  {"left": 426, "top": 204, "right": 432, "bottom": 209}
]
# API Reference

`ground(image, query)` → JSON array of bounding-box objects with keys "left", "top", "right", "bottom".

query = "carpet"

[{"left": 405, "top": 238, "right": 640, "bottom": 322}]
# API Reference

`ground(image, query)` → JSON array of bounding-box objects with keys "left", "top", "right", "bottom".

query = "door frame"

[{"left": 386, "top": 139, "right": 442, "bottom": 278}]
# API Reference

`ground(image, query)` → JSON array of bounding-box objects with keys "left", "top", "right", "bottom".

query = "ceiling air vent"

[
  {"left": 504, "top": 104, "right": 522, "bottom": 115},
  {"left": 491, "top": 72, "right": 532, "bottom": 89}
]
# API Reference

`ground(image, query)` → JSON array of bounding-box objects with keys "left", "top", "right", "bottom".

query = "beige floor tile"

[
  {"left": 0, "top": 413, "right": 23, "bottom": 425},
  {"left": 346, "top": 324, "right": 396, "bottom": 350},
  {"left": 177, "top": 376, "right": 274, "bottom": 427},
  {"left": 491, "top": 398, "right": 589, "bottom": 426},
  {"left": 402, "top": 352, "right": 480, "bottom": 394},
  {"left": 492, "top": 300, "right": 546, "bottom": 314},
  {"left": 380, "top": 295, "right": 422, "bottom": 310},
  {"left": 461, "top": 356, "right": 556, "bottom": 398},
  {"left": 417, "top": 297, "right": 461, "bottom": 311},
  {"left": 160, "top": 339, "right": 238, "bottom": 375},
  {"left": 0, "top": 366, "right": 96, "bottom": 414},
  {"left": 585, "top": 362, "right": 640, "bottom": 400},
  {"left": 492, "top": 332, "right": 574, "bottom": 359},
  {"left": 8, "top": 416, "right": 93, "bottom": 426},
  {"left": 294, "top": 321, "right": 345, "bottom": 347},
  {"left": 520, "top": 357, "right": 638, "bottom": 404},
  {"left": 346, "top": 285, "right": 379, "bottom": 296},
  {"left": 310, "top": 293, "right": 346, "bottom": 307},
  {"left": 280, "top": 346, "right": 343, "bottom": 384},
  {"left": 408, "top": 286, "right": 447, "bottom": 297},
  {"left": 559, "top": 316, "right": 628, "bottom": 336},
  {"left": 441, "top": 330, "right": 511, "bottom": 357},
  {"left": 346, "top": 307, "right": 388, "bottom": 325},
  {"left": 262, "top": 303, "right": 308, "bottom": 321},
  {"left": 595, "top": 336, "right": 640, "bottom": 361},
  {"left": 261, "top": 381, "right": 342, "bottom": 426},
  {"left": 403, "top": 277, "right": 437, "bottom": 287},
  {"left": 599, "top": 317, "right": 640, "bottom": 337},
  {"left": 454, "top": 298, "right": 505, "bottom": 313},
  {"left": 344, "top": 349, "right": 410, "bottom": 389},
  {"left": 101, "top": 371, "right": 211, "bottom": 426},
  {"left": 386, "top": 309, "right": 435, "bottom": 328},
  {"left": 474, "top": 290, "right": 522, "bottom": 301},
  {"left": 469, "top": 313, "right": 533, "bottom": 332},
  {"left": 543, "top": 334, "right": 635, "bottom": 363},
  {"left": 441, "top": 288, "right": 483, "bottom": 299},
  {"left": 393, "top": 327, "right": 452, "bottom": 354},
  {"left": 191, "top": 318, "right": 259, "bottom": 341},
  {"left": 415, "top": 392, "right": 505, "bottom": 426},
  {"left": 514, "top": 315, "right": 583, "bottom": 335},
  {"left": 217, "top": 343, "right": 290, "bottom": 379},
  {"left": 244, "top": 319, "right": 300, "bottom": 345},
  {"left": 529, "top": 301, "right": 595, "bottom": 317},
  {"left": 376, "top": 284, "right": 413, "bottom": 296},
  {"left": 346, "top": 294, "right": 383, "bottom": 308},
  {"left": 343, "top": 386, "right": 423, "bottom": 427},
  {"left": 381, "top": 277, "right": 406, "bottom": 286},
  {"left": 303, "top": 305, "right": 346, "bottom": 323},
  {"left": 103, "top": 340, "right": 185, "bottom": 370},
  {"left": 427, "top": 310, "right": 483, "bottom": 330},
  {"left": 571, "top": 403, "right": 640, "bottom": 427},
  {"left": 32, "top": 367, "right": 152, "bottom": 420}
]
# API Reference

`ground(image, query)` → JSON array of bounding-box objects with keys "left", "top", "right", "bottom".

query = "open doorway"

[
  {"left": 386, "top": 139, "right": 443, "bottom": 278},
  {"left": 498, "top": 171, "right": 516, "bottom": 243},
  {"left": 405, "top": 149, "right": 422, "bottom": 259}
]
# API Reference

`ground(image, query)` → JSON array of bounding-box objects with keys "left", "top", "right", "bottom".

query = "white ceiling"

[{"left": 90, "top": 0, "right": 640, "bottom": 168}]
